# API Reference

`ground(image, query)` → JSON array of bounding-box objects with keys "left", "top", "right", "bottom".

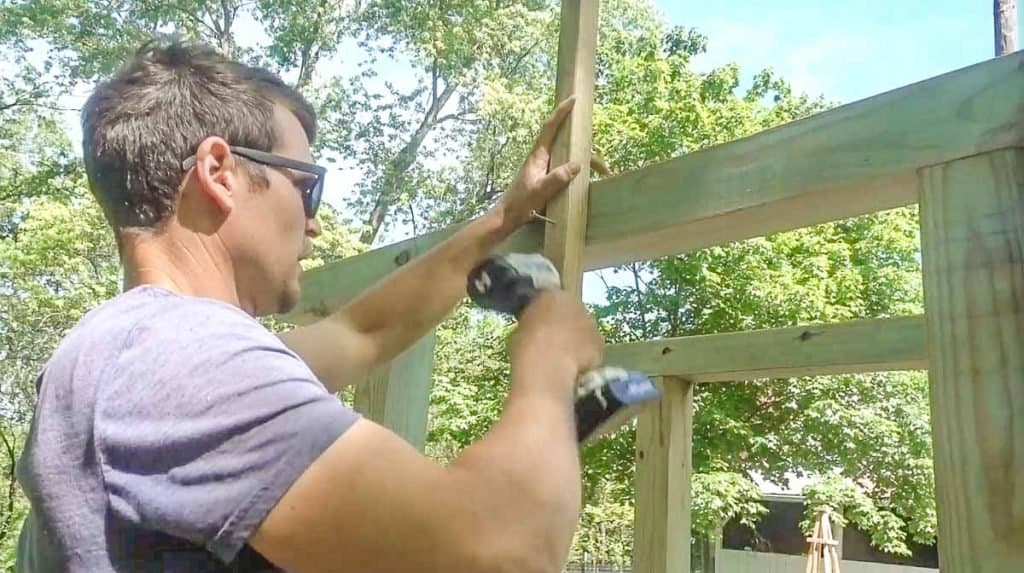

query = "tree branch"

[
  {"left": 430, "top": 59, "right": 439, "bottom": 106},
  {"left": 504, "top": 36, "right": 544, "bottom": 79},
  {"left": 408, "top": 200, "right": 419, "bottom": 237},
  {"left": 174, "top": 3, "right": 220, "bottom": 39},
  {"left": 435, "top": 110, "right": 476, "bottom": 124},
  {"left": 0, "top": 99, "right": 78, "bottom": 113},
  {"left": 0, "top": 426, "right": 19, "bottom": 545},
  {"left": 359, "top": 79, "right": 459, "bottom": 244},
  {"left": 630, "top": 262, "right": 652, "bottom": 340},
  {"left": 219, "top": 0, "right": 237, "bottom": 53},
  {"left": 205, "top": 4, "right": 224, "bottom": 38},
  {"left": 294, "top": 2, "right": 329, "bottom": 91},
  {"left": 478, "top": 128, "right": 510, "bottom": 203}
]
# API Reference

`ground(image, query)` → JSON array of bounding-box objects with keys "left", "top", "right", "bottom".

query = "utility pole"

[{"left": 995, "top": 0, "right": 1018, "bottom": 55}]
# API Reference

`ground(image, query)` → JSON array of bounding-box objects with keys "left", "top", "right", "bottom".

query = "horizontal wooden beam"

[
  {"left": 285, "top": 54, "right": 1021, "bottom": 324},
  {"left": 584, "top": 52, "right": 1023, "bottom": 268},
  {"left": 603, "top": 315, "right": 927, "bottom": 382},
  {"left": 282, "top": 223, "right": 543, "bottom": 324}
]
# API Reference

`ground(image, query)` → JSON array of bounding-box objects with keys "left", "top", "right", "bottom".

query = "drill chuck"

[{"left": 468, "top": 253, "right": 561, "bottom": 316}]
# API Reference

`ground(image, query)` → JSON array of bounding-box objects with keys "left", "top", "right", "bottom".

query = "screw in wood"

[{"left": 530, "top": 210, "right": 556, "bottom": 224}]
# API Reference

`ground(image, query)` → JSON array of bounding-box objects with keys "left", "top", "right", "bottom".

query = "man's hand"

[
  {"left": 493, "top": 96, "right": 582, "bottom": 234},
  {"left": 509, "top": 290, "right": 604, "bottom": 395}
]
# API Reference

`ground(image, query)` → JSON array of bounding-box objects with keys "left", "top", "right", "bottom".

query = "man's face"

[{"left": 225, "top": 105, "right": 321, "bottom": 316}]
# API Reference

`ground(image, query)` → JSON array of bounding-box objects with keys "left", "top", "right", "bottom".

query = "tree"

[{"left": 340, "top": 0, "right": 559, "bottom": 244}]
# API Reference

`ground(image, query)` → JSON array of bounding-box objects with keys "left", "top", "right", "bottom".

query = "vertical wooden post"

[
  {"left": 697, "top": 532, "right": 719, "bottom": 573},
  {"left": 633, "top": 377, "right": 694, "bottom": 573},
  {"left": 354, "top": 331, "right": 437, "bottom": 451},
  {"left": 918, "top": 148, "right": 1024, "bottom": 572},
  {"left": 543, "top": 5, "right": 604, "bottom": 570},
  {"left": 543, "top": 0, "right": 599, "bottom": 298}
]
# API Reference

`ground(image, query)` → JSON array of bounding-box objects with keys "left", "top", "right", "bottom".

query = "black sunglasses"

[{"left": 182, "top": 146, "right": 326, "bottom": 218}]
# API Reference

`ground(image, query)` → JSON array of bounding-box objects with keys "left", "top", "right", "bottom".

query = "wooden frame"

[
  {"left": 285, "top": 1, "right": 1024, "bottom": 569},
  {"left": 605, "top": 315, "right": 927, "bottom": 383},
  {"left": 282, "top": 51, "right": 1023, "bottom": 325}
]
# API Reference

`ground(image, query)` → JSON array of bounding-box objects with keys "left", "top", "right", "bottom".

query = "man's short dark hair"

[{"left": 81, "top": 39, "right": 317, "bottom": 230}]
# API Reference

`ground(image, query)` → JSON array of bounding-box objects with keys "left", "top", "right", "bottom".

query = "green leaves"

[
  {"left": 594, "top": 207, "right": 931, "bottom": 552},
  {"left": 802, "top": 472, "right": 935, "bottom": 557},
  {"left": 426, "top": 303, "right": 513, "bottom": 461},
  {"left": 0, "top": 192, "right": 121, "bottom": 422},
  {"left": 691, "top": 472, "right": 768, "bottom": 537},
  {"left": 0, "top": 423, "right": 29, "bottom": 569}
]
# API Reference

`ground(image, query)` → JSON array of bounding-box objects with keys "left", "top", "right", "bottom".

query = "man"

[{"left": 15, "top": 39, "right": 604, "bottom": 572}]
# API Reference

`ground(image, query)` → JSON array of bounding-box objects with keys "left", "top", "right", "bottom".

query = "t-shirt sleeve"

[{"left": 94, "top": 298, "right": 361, "bottom": 563}]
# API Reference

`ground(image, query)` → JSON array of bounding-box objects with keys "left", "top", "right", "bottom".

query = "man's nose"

[{"left": 306, "top": 216, "right": 322, "bottom": 237}]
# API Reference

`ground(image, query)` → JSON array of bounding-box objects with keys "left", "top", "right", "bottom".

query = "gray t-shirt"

[{"left": 15, "top": 284, "right": 361, "bottom": 571}]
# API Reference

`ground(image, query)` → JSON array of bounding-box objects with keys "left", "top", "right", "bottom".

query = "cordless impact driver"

[{"left": 467, "top": 253, "right": 661, "bottom": 445}]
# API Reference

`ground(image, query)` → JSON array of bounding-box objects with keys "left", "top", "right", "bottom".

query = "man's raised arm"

[{"left": 279, "top": 97, "right": 582, "bottom": 392}]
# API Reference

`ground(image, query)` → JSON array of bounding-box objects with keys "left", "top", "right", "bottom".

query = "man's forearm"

[
  {"left": 331, "top": 206, "right": 513, "bottom": 368},
  {"left": 446, "top": 357, "right": 581, "bottom": 571}
]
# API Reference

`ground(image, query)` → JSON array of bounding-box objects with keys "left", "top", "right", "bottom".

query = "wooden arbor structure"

[{"left": 283, "top": 2, "right": 1024, "bottom": 571}]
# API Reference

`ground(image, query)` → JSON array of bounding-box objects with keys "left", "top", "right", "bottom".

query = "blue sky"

[{"left": 658, "top": 0, "right": 1018, "bottom": 103}]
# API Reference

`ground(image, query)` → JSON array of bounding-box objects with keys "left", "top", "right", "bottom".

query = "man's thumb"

[{"left": 541, "top": 161, "right": 581, "bottom": 194}]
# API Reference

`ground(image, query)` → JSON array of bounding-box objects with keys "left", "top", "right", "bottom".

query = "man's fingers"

[
  {"left": 532, "top": 96, "right": 577, "bottom": 159},
  {"left": 538, "top": 160, "right": 582, "bottom": 195}
]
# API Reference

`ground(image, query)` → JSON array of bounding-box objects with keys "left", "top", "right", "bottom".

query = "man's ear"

[{"left": 192, "top": 136, "right": 238, "bottom": 215}]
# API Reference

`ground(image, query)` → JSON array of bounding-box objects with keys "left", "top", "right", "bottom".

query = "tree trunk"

[
  {"left": 295, "top": 42, "right": 320, "bottom": 91},
  {"left": 358, "top": 80, "right": 459, "bottom": 245},
  {"left": 362, "top": 192, "right": 390, "bottom": 245},
  {"left": 995, "top": 0, "right": 1018, "bottom": 55}
]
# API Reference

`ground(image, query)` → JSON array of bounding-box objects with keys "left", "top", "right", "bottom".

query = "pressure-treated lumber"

[
  {"left": 918, "top": 148, "right": 1024, "bottom": 572},
  {"left": 353, "top": 331, "right": 437, "bottom": 450},
  {"left": 284, "top": 53, "right": 1022, "bottom": 324},
  {"left": 633, "top": 377, "right": 693, "bottom": 573},
  {"left": 543, "top": 0, "right": 599, "bottom": 296},
  {"left": 584, "top": 52, "right": 1024, "bottom": 269},
  {"left": 604, "top": 315, "right": 926, "bottom": 382},
  {"left": 281, "top": 224, "right": 543, "bottom": 325}
]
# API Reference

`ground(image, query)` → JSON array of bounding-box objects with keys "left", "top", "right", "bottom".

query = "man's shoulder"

[
  {"left": 120, "top": 285, "right": 278, "bottom": 343},
  {"left": 101, "top": 285, "right": 304, "bottom": 373},
  {"left": 75, "top": 284, "right": 277, "bottom": 349},
  {"left": 45, "top": 285, "right": 301, "bottom": 395}
]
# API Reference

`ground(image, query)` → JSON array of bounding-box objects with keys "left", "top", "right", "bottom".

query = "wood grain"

[
  {"left": 281, "top": 223, "right": 543, "bottom": 325},
  {"left": 632, "top": 377, "right": 693, "bottom": 573},
  {"left": 585, "top": 52, "right": 1023, "bottom": 268},
  {"left": 918, "top": 148, "right": 1024, "bottom": 572},
  {"left": 605, "top": 315, "right": 927, "bottom": 382},
  {"left": 353, "top": 331, "right": 437, "bottom": 451},
  {"left": 542, "top": 0, "right": 599, "bottom": 296}
]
